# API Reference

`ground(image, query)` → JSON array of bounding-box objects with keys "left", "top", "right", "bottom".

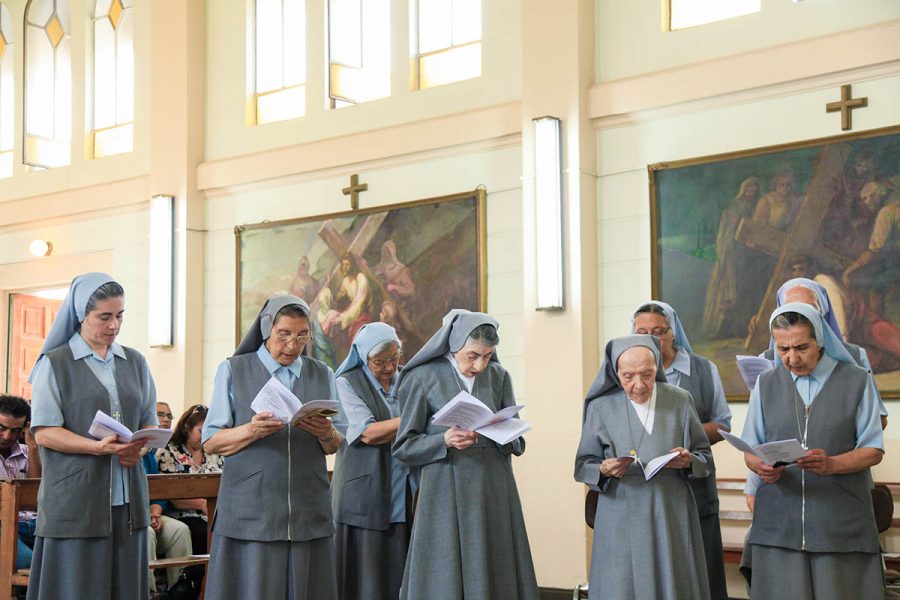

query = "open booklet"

[
  {"left": 250, "top": 376, "right": 340, "bottom": 424},
  {"left": 88, "top": 410, "right": 174, "bottom": 449},
  {"left": 719, "top": 429, "right": 807, "bottom": 466},
  {"left": 614, "top": 451, "right": 682, "bottom": 481},
  {"left": 431, "top": 390, "right": 531, "bottom": 445},
  {"left": 735, "top": 355, "right": 775, "bottom": 392}
]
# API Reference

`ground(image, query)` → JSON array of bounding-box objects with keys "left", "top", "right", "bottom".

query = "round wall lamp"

[{"left": 29, "top": 240, "right": 53, "bottom": 257}]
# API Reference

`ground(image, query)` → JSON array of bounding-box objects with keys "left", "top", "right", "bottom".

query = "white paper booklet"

[
  {"left": 641, "top": 451, "right": 681, "bottom": 481},
  {"left": 735, "top": 355, "right": 775, "bottom": 392},
  {"left": 719, "top": 429, "right": 807, "bottom": 466},
  {"left": 250, "top": 377, "right": 340, "bottom": 424},
  {"left": 88, "top": 410, "right": 173, "bottom": 448},
  {"left": 431, "top": 390, "right": 531, "bottom": 445}
]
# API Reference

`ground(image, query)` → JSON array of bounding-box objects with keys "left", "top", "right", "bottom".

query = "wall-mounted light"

[
  {"left": 28, "top": 239, "right": 52, "bottom": 257},
  {"left": 148, "top": 195, "right": 175, "bottom": 347},
  {"left": 533, "top": 116, "right": 564, "bottom": 311}
]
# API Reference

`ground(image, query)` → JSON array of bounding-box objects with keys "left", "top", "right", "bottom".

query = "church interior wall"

[{"left": 596, "top": 0, "right": 900, "bottom": 83}]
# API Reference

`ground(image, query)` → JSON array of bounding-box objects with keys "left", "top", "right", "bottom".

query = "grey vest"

[
  {"left": 749, "top": 361, "right": 880, "bottom": 553},
  {"left": 37, "top": 344, "right": 150, "bottom": 538},
  {"left": 676, "top": 354, "right": 719, "bottom": 517},
  {"left": 331, "top": 367, "right": 393, "bottom": 530},
  {"left": 213, "top": 353, "right": 335, "bottom": 542}
]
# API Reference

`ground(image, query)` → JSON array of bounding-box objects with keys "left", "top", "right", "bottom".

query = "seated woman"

[
  {"left": 392, "top": 309, "right": 538, "bottom": 600},
  {"left": 156, "top": 404, "right": 223, "bottom": 555},
  {"left": 575, "top": 334, "right": 712, "bottom": 600}
]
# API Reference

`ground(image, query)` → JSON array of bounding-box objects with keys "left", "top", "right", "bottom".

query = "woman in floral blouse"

[{"left": 156, "top": 404, "right": 223, "bottom": 554}]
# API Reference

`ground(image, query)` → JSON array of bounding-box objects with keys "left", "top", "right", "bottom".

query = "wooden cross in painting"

[
  {"left": 309, "top": 213, "right": 427, "bottom": 347},
  {"left": 735, "top": 143, "right": 854, "bottom": 351},
  {"left": 826, "top": 84, "right": 868, "bottom": 132},
  {"left": 342, "top": 174, "right": 368, "bottom": 211}
]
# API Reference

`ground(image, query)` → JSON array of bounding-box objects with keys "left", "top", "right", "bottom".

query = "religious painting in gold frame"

[
  {"left": 649, "top": 125, "right": 900, "bottom": 400},
  {"left": 235, "top": 189, "right": 487, "bottom": 370}
]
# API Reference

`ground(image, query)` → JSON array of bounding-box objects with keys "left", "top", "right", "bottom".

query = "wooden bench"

[{"left": 0, "top": 473, "right": 220, "bottom": 600}]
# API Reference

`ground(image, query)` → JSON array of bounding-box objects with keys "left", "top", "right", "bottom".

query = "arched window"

[
  {"left": 328, "top": 0, "right": 390, "bottom": 107},
  {"left": 254, "top": 0, "right": 306, "bottom": 124},
  {"left": 24, "top": 0, "right": 71, "bottom": 169},
  {"left": 417, "top": 0, "right": 481, "bottom": 89},
  {"left": 92, "top": 0, "right": 134, "bottom": 158},
  {"left": 0, "top": 3, "right": 14, "bottom": 178}
]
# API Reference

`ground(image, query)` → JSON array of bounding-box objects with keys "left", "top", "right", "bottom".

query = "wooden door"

[{"left": 8, "top": 294, "right": 62, "bottom": 399}]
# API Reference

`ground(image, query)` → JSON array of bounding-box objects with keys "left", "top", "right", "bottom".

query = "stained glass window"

[
  {"left": 24, "top": 0, "right": 71, "bottom": 169},
  {"left": 92, "top": 0, "right": 134, "bottom": 158}
]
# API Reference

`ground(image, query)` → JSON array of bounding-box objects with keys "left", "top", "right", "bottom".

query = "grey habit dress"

[
  {"left": 203, "top": 295, "right": 338, "bottom": 600},
  {"left": 27, "top": 273, "right": 154, "bottom": 600},
  {"left": 392, "top": 310, "right": 539, "bottom": 600},
  {"left": 331, "top": 322, "right": 415, "bottom": 600},
  {"left": 575, "top": 335, "right": 712, "bottom": 600}
]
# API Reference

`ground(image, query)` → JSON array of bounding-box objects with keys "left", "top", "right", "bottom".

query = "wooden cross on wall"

[
  {"left": 342, "top": 174, "right": 368, "bottom": 211},
  {"left": 826, "top": 84, "right": 868, "bottom": 131}
]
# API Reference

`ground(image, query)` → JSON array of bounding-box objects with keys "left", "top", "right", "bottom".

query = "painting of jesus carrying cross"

[
  {"left": 650, "top": 126, "right": 900, "bottom": 400},
  {"left": 235, "top": 189, "right": 486, "bottom": 369}
]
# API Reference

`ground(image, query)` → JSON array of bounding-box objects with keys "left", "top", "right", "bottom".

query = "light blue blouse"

[
  {"left": 665, "top": 347, "right": 732, "bottom": 428},
  {"left": 30, "top": 333, "right": 158, "bottom": 505},
  {"left": 203, "top": 344, "right": 338, "bottom": 442},
  {"left": 333, "top": 366, "right": 417, "bottom": 524},
  {"left": 741, "top": 353, "right": 883, "bottom": 452}
]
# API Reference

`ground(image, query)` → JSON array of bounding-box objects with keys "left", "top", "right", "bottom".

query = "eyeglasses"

[
  {"left": 273, "top": 331, "right": 313, "bottom": 346},
  {"left": 368, "top": 352, "right": 403, "bottom": 368},
  {"left": 636, "top": 327, "right": 670, "bottom": 338},
  {"left": 156, "top": 412, "right": 174, "bottom": 419}
]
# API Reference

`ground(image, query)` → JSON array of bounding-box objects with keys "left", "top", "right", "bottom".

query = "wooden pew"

[{"left": 0, "top": 473, "right": 220, "bottom": 600}]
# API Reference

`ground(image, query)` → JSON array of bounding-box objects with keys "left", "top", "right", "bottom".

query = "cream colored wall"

[
  {"left": 204, "top": 0, "right": 521, "bottom": 162},
  {"left": 596, "top": 0, "right": 900, "bottom": 82}
]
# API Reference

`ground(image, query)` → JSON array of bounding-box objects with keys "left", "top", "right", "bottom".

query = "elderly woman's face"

[
  {"left": 633, "top": 312, "right": 674, "bottom": 356},
  {"left": 773, "top": 324, "right": 821, "bottom": 376},
  {"left": 266, "top": 314, "right": 311, "bottom": 366},
  {"left": 367, "top": 342, "right": 401, "bottom": 388},
  {"left": 80, "top": 296, "right": 125, "bottom": 350},
  {"left": 452, "top": 340, "right": 494, "bottom": 378},
  {"left": 616, "top": 347, "right": 656, "bottom": 404}
]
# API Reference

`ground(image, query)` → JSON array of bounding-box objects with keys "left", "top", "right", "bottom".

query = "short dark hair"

[
  {"left": 467, "top": 324, "right": 500, "bottom": 347},
  {"left": 170, "top": 404, "right": 208, "bottom": 447},
  {"left": 85, "top": 282, "right": 125, "bottom": 314},
  {"left": 274, "top": 304, "right": 309, "bottom": 323},
  {"left": 634, "top": 303, "right": 668, "bottom": 320},
  {"left": 0, "top": 395, "right": 30, "bottom": 421},
  {"left": 771, "top": 311, "right": 815, "bottom": 337}
]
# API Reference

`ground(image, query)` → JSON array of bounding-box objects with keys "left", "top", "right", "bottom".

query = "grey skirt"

[
  {"left": 335, "top": 522, "right": 410, "bottom": 600},
  {"left": 205, "top": 533, "right": 338, "bottom": 600},
  {"left": 26, "top": 504, "right": 149, "bottom": 600}
]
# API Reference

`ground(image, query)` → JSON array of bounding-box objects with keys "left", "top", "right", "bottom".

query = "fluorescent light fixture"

[
  {"left": 533, "top": 116, "right": 564, "bottom": 310},
  {"left": 28, "top": 239, "right": 52, "bottom": 257},
  {"left": 148, "top": 195, "right": 175, "bottom": 347}
]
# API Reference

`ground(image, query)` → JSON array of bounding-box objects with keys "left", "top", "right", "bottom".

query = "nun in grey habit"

[
  {"left": 392, "top": 309, "right": 539, "bottom": 600},
  {"left": 575, "top": 335, "right": 711, "bottom": 600},
  {"left": 331, "top": 322, "right": 417, "bottom": 600},
  {"left": 202, "top": 294, "right": 341, "bottom": 600},
  {"left": 28, "top": 272, "right": 158, "bottom": 600}
]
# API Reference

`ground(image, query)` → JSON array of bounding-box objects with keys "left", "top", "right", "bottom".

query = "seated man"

[
  {"left": 0, "top": 394, "right": 40, "bottom": 571},
  {"left": 145, "top": 402, "right": 193, "bottom": 598}
]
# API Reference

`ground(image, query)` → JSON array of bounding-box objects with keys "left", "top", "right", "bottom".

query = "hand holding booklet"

[
  {"left": 719, "top": 429, "right": 806, "bottom": 466},
  {"left": 431, "top": 391, "right": 531, "bottom": 445},
  {"left": 88, "top": 410, "right": 173, "bottom": 449},
  {"left": 250, "top": 376, "right": 340, "bottom": 424}
]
